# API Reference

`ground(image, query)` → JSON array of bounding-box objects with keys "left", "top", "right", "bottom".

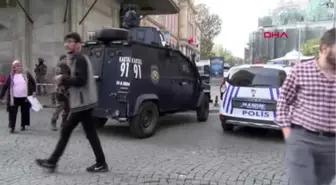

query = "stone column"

[
  {"left": 70, "top": 0, "right": 85, "bottom": 35},
  {"left": 12, "top": 0, "right": 31, "bottom": 69},
  {"left": 178, "top": 1, "right": 188, "bottom": 40},
  {"left": 111, "top": 0, "right": 120, "bottom": 28}
]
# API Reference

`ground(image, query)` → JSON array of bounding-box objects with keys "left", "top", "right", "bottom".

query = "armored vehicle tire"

[
  {"left": 196, "top": 95, "right": 210, "bottom": 122},
  {"left": 96, "top": 28, "right": 129, "bottom": 42},
  {"left": 93, "top": 117, "right": 108, "bottom": 128},
  {"left": 130, "top": 101, "right": 159, "bottom": 138},
  {"left": 221, "top": 121, "right": 234, "bottom": 131}
]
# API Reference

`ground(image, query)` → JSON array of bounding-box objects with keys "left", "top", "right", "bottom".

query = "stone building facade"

[
  {"left": 141, "top": 14, "right": 180, "bottom": 48},
  {"left": 0, "top": 0, "right": 178, "bottom": 78},
  {"left": 141, "top": 0, "right": 201, "bottom": 61},
  {"left": 178, "top": 0, "right": 201, "bottom": 61}
]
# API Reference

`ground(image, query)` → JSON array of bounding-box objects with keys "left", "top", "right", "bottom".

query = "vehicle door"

[
  {"left": 156, "top": 48, "right": 176, "bottom": 111},
  {"left": 221, "top": 66, "right": 286, "bottom": 122},
  {"left": 87, "top": 44, "right": 131, "bottom": 118},
  {"left": 177, "top": 56, "right": 197, "bottom": 108},
  {"left": 168, "top": 53, "right": 184, "bottom": 110}
]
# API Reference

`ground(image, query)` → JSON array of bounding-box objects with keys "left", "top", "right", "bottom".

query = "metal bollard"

[{"left": 214, "top": 95, "right": 219, "bottom": 107}]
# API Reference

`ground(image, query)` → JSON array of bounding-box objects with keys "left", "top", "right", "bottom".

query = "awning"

[
  {"left": 122, "top": 0, "right": 179, "bottom": 15},
  {"left": 269, "top": 49, "right": 315, "bottom": 62}
]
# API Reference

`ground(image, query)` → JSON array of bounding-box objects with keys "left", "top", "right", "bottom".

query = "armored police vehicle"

[
  {"left": 83, "top": 28, "right": 210, "bottom": 138},
  {"left": 219, "top": 64, "right": 292, "bottom": 132}
]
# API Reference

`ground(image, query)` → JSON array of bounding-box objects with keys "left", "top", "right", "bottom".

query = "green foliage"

[
  {"left": 211, "top": 44, "right": 244, "bottom": 66},
  {"left": 302, "top": 39, "right": 319, "bottom": 57},
  {"left": 196, "top": 4, "right": 222, "bottom": 60}
]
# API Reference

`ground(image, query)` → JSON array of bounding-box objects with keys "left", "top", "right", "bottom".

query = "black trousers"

[
  {"left": 48, "top": 109, "right": 106, "bottom": 165},
  {"left": 8, "top": 97, "right": 30, "bottom": 129}
]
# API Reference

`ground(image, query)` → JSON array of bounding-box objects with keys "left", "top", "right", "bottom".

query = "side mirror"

[{"left": 158, "top": 32, "right": 167, "bottom": 47}]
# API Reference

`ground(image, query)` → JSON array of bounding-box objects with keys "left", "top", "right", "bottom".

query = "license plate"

[
  {"left": 240, "top": 102, "right": 266, "bottom": 110},
  {"left": 232, "top": 101, "right": 267, "bottom": 111}
]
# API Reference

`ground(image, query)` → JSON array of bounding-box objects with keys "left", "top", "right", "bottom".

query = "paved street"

[{"left": 0, "top": 108, "right": 334, "bottom": 185}]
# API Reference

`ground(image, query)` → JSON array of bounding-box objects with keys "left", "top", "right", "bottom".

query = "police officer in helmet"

[{"left": 122, "top": 4, "right": 140, "bottom": 29}]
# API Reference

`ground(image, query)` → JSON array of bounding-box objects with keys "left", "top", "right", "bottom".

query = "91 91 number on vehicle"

[{"left": 119, "top": 56, "right": 143, "bottom": 79}]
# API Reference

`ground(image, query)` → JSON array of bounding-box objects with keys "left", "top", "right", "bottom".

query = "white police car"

[{"left": 219, "top": 64, "right": 291, "bottom": 131}]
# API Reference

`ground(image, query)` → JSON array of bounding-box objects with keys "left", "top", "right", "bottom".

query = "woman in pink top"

[{"left": 0, "top": 60, "right": 36, "bottom": 133}]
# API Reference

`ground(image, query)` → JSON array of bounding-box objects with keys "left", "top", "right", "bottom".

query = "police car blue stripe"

[
  {"left": 225, "top": 86, "right": 236, "bottom": 113},
  {"left": 222, "top": 84, "right": 231, "bottom": 110},
  {"left": 224, "top": 86, "right": 234, "bottom": 111},
  {"left": 275, "top": 88, "right": 280, "bottom": 98},
  {"left": 269, "top": 88, "right": 274, "bottom": 100},
  {"left": 230, "top": 87, "right": 240, "bottom": 114}
]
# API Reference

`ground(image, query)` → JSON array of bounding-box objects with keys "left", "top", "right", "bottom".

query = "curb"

[{"left": 42, "top": 106, "right": 219, "bottom": 114}]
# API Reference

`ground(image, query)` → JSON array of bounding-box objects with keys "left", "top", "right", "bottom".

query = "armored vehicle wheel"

[
  {"left": 196, "top": 95, "right": 210, "bottom": 122},
  {"left": 130, "top": 101, "right": 159, "bottom": 138},
  {"left": 96, "top": 28, "right": 129, "bottom": 42},
  {"left": 93, "top": 117, "right": 108, "bottom": 128}
]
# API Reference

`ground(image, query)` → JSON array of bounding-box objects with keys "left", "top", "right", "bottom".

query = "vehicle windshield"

[{"left": 228, "top": 67, "right": 286, "bottom": 88}]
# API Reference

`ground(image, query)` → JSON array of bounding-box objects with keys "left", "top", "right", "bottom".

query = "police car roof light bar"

[{"left": 250, "top": 66, "right": 264, "bottom": 68}]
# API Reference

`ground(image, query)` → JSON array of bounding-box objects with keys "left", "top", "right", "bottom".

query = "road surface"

[{"left": 0, "top": 108, "right": 334, "bottom": 185}]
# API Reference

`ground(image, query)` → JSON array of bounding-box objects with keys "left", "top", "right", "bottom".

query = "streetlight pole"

[
  {"left": 298, "top": 23, "right": 301, "bottom": 60},
  {"left": 333, "top": 0, "right": 335, "bottom": 27}
]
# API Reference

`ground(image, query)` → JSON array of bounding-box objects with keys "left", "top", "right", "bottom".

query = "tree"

[
  {"left": 196, "top": 4, "right": 222, "bottom": 59},
  {"left": 211, "top": 44, "right": 244, "bottom": 66},
  {"left": 212, "top": 45, "right": 233, "bottom": 62},
  {"left": 302, "top": 39, "right": 319, "bottom": 57}
]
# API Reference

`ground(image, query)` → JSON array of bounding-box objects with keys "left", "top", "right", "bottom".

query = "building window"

[
  {"left": 0, "top": 0, "right": 16, "bottom": 7},
  {"left": 87, "top": 31, "right": 96, "bottom": 41}
]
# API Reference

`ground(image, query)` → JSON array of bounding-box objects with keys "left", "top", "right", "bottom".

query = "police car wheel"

[
  {"left": 130, "top": 101, "right": 159, "bottom": 138},
  {"left": 197, "top": 95, "right": 210, "bottom": 122},
  {"left": 221, "top": 121, "right": 234, "bottom": 131},
  {"left": 94, "top": 117, "right": 108, "bottom": 128}
]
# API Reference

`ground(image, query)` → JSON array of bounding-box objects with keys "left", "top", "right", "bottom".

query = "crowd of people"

[{"left": 0, "top": 32, "right": 109, "bottom": 173}]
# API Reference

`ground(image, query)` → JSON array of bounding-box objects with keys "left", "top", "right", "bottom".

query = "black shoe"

[
  {"left": 21, "top": 126, "right": 25, "bottom": 131},
  {"left": 35, "top": 159, "right": 57, "bottom": 172},
  {"left": 10, "top": 128, "right": 14, "bottom": 133},
  {"left": 86, "top": 163, "right": 109, "bottom": 173}
]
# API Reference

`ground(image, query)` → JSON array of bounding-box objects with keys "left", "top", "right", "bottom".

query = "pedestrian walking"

[
  {"left": 276, "top": 28, "right": 335, "bottom": 185},
  {"left": 34, "top": 57, "right": 47, "bottom": 95},
  {"left": 0, "top": 60, "right": 36, "bottom": 133},
  {"left": 35, "top": 32, "right": 108, "bottom": 173},
  {"left": 50, "top": 54, "right": 71, "bottom": 131}
]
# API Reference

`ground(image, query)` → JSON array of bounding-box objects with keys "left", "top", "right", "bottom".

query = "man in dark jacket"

[{"left": 35, "top": 32, "right": 108, "bottom": 173}]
